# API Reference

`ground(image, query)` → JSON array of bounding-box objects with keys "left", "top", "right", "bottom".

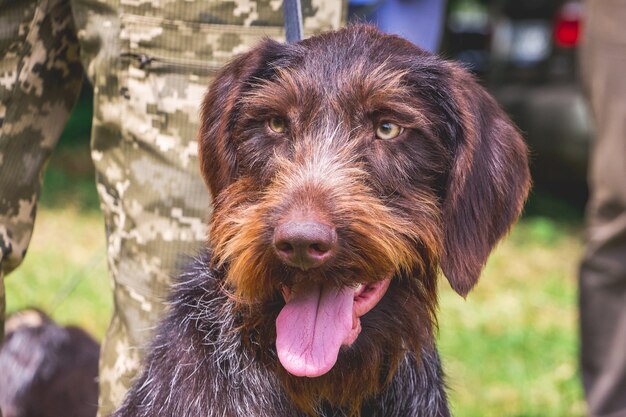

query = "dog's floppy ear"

[
  {"left": 441, "top": 65, "right": 530, "bottom": 297},
  {"left": 198, "top": 39, "right": 289, "bottom": 198}
]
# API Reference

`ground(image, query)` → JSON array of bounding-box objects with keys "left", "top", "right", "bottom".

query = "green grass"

[
  {"left": 4, "top": 155, "right": 587, "bottom": 415},
  {"left": 5, "top": 154, "right": 110, "bottom": 338},
  {"left": 5, "top": 205, "right": 111, "bottom": 339},
  {"left": 439, "top": 218, "right": 586, "bottom": 416}
]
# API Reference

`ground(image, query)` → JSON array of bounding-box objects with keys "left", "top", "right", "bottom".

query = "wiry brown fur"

[{"left": 114, "top": 25, "right": 530, "bottom": 417}]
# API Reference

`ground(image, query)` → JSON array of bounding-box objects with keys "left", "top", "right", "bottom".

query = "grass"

[
  {"left": 3, "top": 141, "right": 587, "bottom": 414},
  {"left": 4, "top": 164, "right": 110, "bottom": 339},
  {"left": 439, "top": 217, "right": 586, "bottom": 416},
  {"left": 5, "top": 203, "right": 110, "bottom": 340}
]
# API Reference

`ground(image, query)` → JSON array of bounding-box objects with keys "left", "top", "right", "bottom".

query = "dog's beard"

[
  {"left": 242, "top": 275, "right": 438, "bottom": 417},
  {"left": 210, "top": 173, "right": 443, "bottom": 416}
]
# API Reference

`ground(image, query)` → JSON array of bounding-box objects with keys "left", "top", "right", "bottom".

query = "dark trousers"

[{"left": 579, "top": 1, "right": 626, "bottom": 416}]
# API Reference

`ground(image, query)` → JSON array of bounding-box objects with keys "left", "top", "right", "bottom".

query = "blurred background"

[{"left": 4, "top": 0, "right": 590, "bottom": 416}]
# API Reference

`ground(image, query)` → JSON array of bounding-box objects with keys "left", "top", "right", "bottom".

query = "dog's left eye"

[
  {"left": 268, "top": 117, "right": 287, "bottom": 134},
  {"left": 375, "top": 122, "right": 404, "bottom": 140}
]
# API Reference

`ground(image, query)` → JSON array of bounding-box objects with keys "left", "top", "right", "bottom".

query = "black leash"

[{"left": 283, "top": 0, "right": 304, "bottom": 43}]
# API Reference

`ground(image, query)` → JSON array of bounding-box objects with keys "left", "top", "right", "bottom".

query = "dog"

[
  {"left": 0, "top": 309, "right": 99, "bottom": 417},
  {"left": 113, "top": 25, "right": 530, "bottom": 417}
]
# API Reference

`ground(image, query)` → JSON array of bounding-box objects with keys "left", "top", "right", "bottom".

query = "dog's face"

[{"left": 199, "top": 25, "right": 529, "bottom": 413}]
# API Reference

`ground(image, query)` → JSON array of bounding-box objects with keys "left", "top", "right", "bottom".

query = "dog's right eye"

[
  {"left": 375, "top": 122, "right": 404, "bottom": 141},
  {"left": 268, "top": 117, "right": 287, "bottom": 134}
]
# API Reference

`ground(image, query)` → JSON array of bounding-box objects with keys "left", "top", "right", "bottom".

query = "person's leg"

[
  {"left": 69, "top": 1, "right": 346, "bottom": 414},
  {"left": 0, "top": 0, "right": 83, "bottom": 341},
  {"left": 579, "top": 1, "right": 626, "bottom": 416}
]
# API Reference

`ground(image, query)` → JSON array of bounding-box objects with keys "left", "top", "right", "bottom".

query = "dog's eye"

[
  {"left": 375, "top": 122, "right": 403, "bottom": 140},
  {"left": 268, "top": 117, "right": 287, "bottom": 134}
]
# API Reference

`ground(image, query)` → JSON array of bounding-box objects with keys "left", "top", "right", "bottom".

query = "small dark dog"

[
  {"left": 114, "top": 25, "right": 530, "bottom": 417},
  {"left": 0, "top": 309, "right": 99, "bottom": 417}
]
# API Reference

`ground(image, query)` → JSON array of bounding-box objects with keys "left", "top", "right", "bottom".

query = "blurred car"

[
  {"left": 489, "top": 0, "right": 592, "bottom": 201},
  {"left": 445, "top": 0, "right": 492, "bottom": 75},
  {"left": 445, "top": 0, "right": 592, "bottom": 203}
]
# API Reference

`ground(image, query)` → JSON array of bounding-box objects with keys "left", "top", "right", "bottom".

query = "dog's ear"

[
  {"left": 198, "top": 39, "right": 290, "bottom": 198},
  {"left": 440, "top": 65, "right": 530, "bottom": 297}
]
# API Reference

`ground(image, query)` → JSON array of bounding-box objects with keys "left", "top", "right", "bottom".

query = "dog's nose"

[{"left": 273, "top": 221, "right": 337, "bottom": 270}]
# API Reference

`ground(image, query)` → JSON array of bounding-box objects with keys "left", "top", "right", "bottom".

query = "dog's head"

[{"left": 199, "top": 24, "right": 529, "bottom": 413}]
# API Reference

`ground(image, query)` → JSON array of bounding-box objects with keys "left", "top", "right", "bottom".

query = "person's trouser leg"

[
  {"left": 0, "top": 0, "right": 83, "bottom": 341},
  {"left": 580, "top": 1, "right": 626, "bottom": 416},
  {"left": 85, "top": 20, "right": 214, "bottom": 415}
]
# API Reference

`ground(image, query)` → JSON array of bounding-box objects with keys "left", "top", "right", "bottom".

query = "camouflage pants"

[{"left": 0, "top": 0, "right": 344, "bottom": 415}]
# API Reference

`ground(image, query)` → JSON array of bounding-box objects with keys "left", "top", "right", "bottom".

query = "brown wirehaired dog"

[
  {"left": 0, "top": 309, "right": 99, "bottom": 417},
  {"left": 114, "top": 25, "right": 530, "bottom": 417}
]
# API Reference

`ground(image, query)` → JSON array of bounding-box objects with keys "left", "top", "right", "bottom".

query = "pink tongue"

[{"left": 276, "top": 282, "right": 355, "bottom": 377}]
